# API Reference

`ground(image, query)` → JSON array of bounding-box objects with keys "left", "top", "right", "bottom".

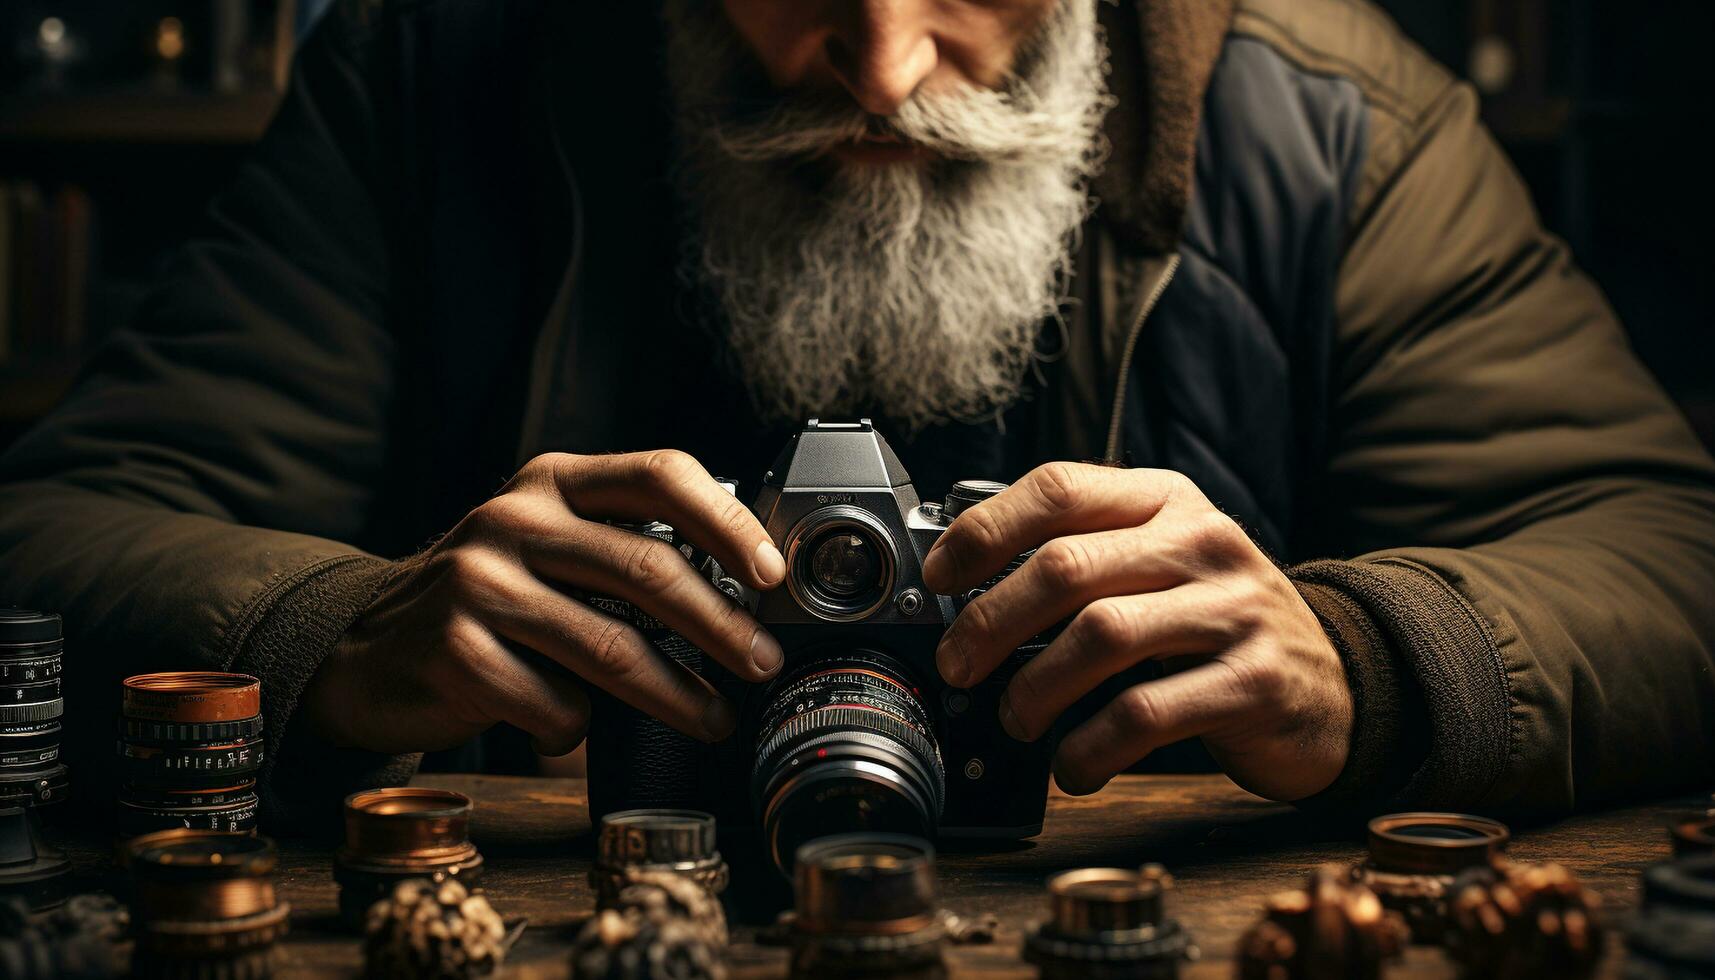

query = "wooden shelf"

[{"left": 0, "top": 89, "right": 282, "bottom": 147}]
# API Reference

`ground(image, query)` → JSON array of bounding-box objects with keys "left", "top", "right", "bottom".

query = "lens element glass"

[{"left": 809, "top": 531, "right": 881, "bottom": 599}]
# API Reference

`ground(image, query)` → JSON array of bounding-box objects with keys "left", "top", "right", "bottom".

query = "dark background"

[{"left": 1, "top": 0, "right": 1710, "bottom": 449}]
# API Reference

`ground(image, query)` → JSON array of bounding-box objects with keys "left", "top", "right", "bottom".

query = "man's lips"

[{"left": 827, "top": 134, "right": 932, "bottom": 165}]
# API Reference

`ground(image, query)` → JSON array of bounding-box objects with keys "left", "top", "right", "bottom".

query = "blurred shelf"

[
  {"left": 0, "top": 89, "right": 282, "bottom": 147},
  {"left": 0, "top": 354, "right": 82, "bottom": 424}
]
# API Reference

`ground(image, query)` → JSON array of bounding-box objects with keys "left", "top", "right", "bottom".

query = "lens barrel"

[
  {"left": 790, "top": 834, "right": 945, "bottom": 977},
  {"left": 752, "top": 653, "right": 944, "bottom": 873},
  {"left": 118, "top": 672, "right": 263, "bottom": 836},
  {"left": 0, "top": 610, "right": 68, "bottom": 810},
  {"left": 591, "top": 808, "right": 728, "bottom": 908},
  {"left": 1354, "top": 812, "right": 1510, "bottom": 941}
]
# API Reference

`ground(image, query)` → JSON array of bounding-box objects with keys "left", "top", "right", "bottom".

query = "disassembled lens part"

[
  {"left": 790, "top": 834, "right": 945, "bottom": 977},
  {"left": 1627, "top": 855, "right": 1715, "bottom": 979},
  {"left": 118, "top": 672, "right": 264, "bottom": 837},
  {"left": 591, "top": 808, "right": 728, "bottom": 908},
  {"left": 334, "top": 787, "right": 484, "bottom": 928},
  {"left": 127, "top": 829, "right": 290, "bottom": 979},
  {"left": 1023, "top": 864, "right": 1196, "bottom": 979},
  {"left": 1671, "top": 810, "right": 1715, "bottom": 857},
  {"left": 0, "top": 805, "right": 70, "bottom": 909},
  {"left": 1352, "top": 811, "right": 1509, "bottom": 941},
  {"left": 1237, "top": 865, "right": 1407, "bottom": 980}
]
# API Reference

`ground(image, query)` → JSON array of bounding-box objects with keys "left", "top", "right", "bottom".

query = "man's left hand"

[{"left": 921, "top": 462, "right": 1353, "bottom": 801}]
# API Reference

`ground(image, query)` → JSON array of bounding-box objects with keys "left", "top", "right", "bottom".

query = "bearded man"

[{"left": 1, "top": 0, "right": 1711, "bottom": 826}]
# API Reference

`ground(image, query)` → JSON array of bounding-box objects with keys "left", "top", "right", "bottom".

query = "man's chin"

[{"left": 827, "top": 139, "right": 935, "bottom": 166}]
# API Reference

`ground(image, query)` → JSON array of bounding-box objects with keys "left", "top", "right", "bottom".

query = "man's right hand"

[{"left": 300, "top": 450, "right": 787, "bottom": 756}]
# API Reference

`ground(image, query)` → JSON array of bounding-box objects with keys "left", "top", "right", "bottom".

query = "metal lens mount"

[
  {"left": 790, "top": 834, "right": 945, "bottom": 975},
  {"left": 784, "top": 506, "right": 899, "bottom": 622}
]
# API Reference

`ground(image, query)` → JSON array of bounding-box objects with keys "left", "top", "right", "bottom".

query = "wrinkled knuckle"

[
  {"left": 624, "top": 538, "right": 681, "bottom": 598},
  {"left": 1034, "top": 538, "right": 1093, "bottom": 593},
  {"left": 641, "top": 449, "right": 701, "bottom": 491},
  {"left": 441, "top": 549, "right": 500, "bottom": 603},
  {"left": 1184, "top": 509, "right": 1244, "bottom": 557},
  {"left": 956, "top": 596, "right": 996, "bottom": 646},
  {"left": 1113, "top": 686, "right": 1162, "bottom": 738},
  {"left": 958, "top": 505, "right": 1006, "bottom": 560},
  {"left": 1077, "top": 598, "right": 1135, "bottom": 652},
  {"left": 1029, "top": 462, "right": 1085, "bottom": 514},
  {"left": 586, "top": 621, "right": 638, "bottom": 677}
]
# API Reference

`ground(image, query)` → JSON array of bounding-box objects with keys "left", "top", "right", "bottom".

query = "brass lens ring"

[
  {"left": 334, "top": 787, "right": 484, "bottom": 927},
  {"left": 1024, "top": 864, "right": 1195, "bottom": 977},
  {"left": 128, "top": 829, "right": 291, "bottom": 965},
  {"left": 790, "top": 834, "right": 945, "bottom": 977},
  {"left": 1356, "top": 812, "right": 1510, "bottom": 942},
  {"left": 123, "top": 672, "right": 261, "bottom": 723}
]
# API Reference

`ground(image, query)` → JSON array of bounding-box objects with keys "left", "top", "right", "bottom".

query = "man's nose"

[{"left": 823, "top": 0, "right": 938, "bottom": 116}]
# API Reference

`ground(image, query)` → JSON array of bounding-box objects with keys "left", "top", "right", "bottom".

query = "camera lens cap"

[{"left": 943, "top": 480, "right": 1008, "bottom": 521}]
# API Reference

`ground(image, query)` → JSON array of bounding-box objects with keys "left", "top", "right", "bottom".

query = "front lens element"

[{"left": 751, "top": 653, "right": 944, "bottom": 873}]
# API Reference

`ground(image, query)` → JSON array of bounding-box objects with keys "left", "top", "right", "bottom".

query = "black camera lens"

[
  {"left": 785, "top": 508, "right": 898, "bottom": 622},
  {"left": 751, "top": 652, "right": 944, "bottom": 873},
  {"left": 0, "top": 610, "right": 67, "bottom": 810},
  {"left": 808, "top": 530, "right": 882, "bottom": 600}
]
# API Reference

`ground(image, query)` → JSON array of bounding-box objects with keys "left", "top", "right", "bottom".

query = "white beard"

[{"left": 662, "top": 0, "right": 1111, "bottom": 432}]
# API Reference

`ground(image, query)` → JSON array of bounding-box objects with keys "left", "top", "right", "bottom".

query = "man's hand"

[
  {"left": 301, "top": 450, "right": 787, "bottom": 756},
  {"left": 921, "top": 463, "right": 1352, "bottom": 801}
]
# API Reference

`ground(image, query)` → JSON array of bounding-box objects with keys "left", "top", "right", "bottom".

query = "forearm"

[
  {"left": 1294, "top": 479, "right": 1715, "bottom": 815},
  {"left": 0, "top": 481, "right": 414, "bottom": 826}
]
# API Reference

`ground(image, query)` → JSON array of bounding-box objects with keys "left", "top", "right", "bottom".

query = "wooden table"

[{"left": 69, "top": 773, "right": 1705, "bottom": 977}]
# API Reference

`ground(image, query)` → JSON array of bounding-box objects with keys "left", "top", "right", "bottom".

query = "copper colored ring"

[
  {"left": 1367, "top": 813, "right": 1509, "bottom": 876},
  {"left": 340, "top": 787, "right": 474, "bottom": 856},
  {"left": 123, "top": 672, "right": 261, "bottom": 723}
]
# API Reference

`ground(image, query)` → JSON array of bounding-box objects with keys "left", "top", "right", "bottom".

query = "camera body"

[{"left": 587, "top": 420, "right": 1143, "bottom": 869}]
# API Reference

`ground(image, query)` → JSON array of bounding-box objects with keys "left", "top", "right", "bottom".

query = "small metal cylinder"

[
  {"left": 127, "top": 829, "right": 291, "bottom": 979},
  {"left": 1353, "top": 812, "right": 1509, "bottom": 942},
  {"left": 790, "top": 834, "right": 945, "bottom": 978},
  {"left": 1671, "top": 811, "right": 1715, "bottom": 858},
  {"left": 1024, "top": 865, "right": 1195, "bottom": 979},
  {"left": 591, "top": 807, "right": 727, "bottom": 907},
  {"left": 333, "top": 787, "right": 483, "bottom": 928}
]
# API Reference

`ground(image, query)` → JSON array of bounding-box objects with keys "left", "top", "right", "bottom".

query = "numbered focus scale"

[
  {"left": 118, "top": 672, "right": 263, "bottom": 836},
  {"left": 0, "top": 610, "right": 69, "bottom": 809}
]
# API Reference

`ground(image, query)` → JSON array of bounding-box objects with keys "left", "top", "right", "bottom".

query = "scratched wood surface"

[{"left": 56, "top": 773, "right": 1705, "bottom": 977}]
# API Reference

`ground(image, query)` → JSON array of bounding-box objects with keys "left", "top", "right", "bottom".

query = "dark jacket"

[{"left": 3, "top": 0, "right": 1712, "bottom": 824}]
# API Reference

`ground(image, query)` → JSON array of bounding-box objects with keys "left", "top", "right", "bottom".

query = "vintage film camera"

[{"left": 587, "top": 420, "right": 1156, "bottom": 870}]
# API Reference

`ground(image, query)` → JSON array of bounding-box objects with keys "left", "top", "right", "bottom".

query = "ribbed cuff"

[
  {"left": 223, "top": 553, "right": 419, "bottom": 833},
  {"left": 1289, "top": 558, "right": 1510, "bottom": 815}
]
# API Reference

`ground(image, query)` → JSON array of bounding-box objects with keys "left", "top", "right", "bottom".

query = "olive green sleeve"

[
  {"left": 1307, "top": 79, "right": 1715, "bottom": 814},
  {"left": 0, "top": 1, "right": 416, "bottom": 826}
]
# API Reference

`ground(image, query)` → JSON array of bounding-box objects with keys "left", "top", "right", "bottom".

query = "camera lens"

[
  {"left": 785, "top": 507, "right": 898, "bottom": 622},
  {"left": 118, "top": 672, "right": 264, "bottom": 836},
  {"left": 751, "top": 652, "right": 944, "bottom": 873},
  {"left": 0, "top": 609, "right": 68, "bottom": 810}
]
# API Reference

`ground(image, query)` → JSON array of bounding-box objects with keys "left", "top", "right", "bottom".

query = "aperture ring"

[
  {"left": 1, "top": 679, "right": 61, "bottom": 704},
  {"left": 0, "top": 698, "right": 63, "bottom": 724},
  {"left": 118, "top": 794, "right": 261, "bottom": 836},
  {"left": 122, "top": 714, "right": 265, "bottom": 744},
  {"left": 121, "top": 736, "right": 264, "bottom": 781}
]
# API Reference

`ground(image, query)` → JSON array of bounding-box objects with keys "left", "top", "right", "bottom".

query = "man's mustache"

[{"left": 708, "top": 84, "right": 1094, "bottom": 166}]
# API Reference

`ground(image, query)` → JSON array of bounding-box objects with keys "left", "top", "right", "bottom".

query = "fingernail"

[
  {"left": 936, "top": 636, "right": 968, "bottom": 688},
  {"left": 750, "top": 629, "right": 783, "bottom": 675},
  {"left": 921, "top": 547, "right": 947, "bottom": 587},
  {"left": 701, "top": 697, "right": 737, "bottom": 741},
  {"left": 998, "top": 692, "right": 1027, "bottom": 741},
  {"left": 754, "top": 540, "right": 786, "bottom": 585}
]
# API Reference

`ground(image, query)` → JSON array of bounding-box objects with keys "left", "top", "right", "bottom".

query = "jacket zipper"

[{"left": 1103, "top": 252, "right": 1182, "bottom": 461}]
